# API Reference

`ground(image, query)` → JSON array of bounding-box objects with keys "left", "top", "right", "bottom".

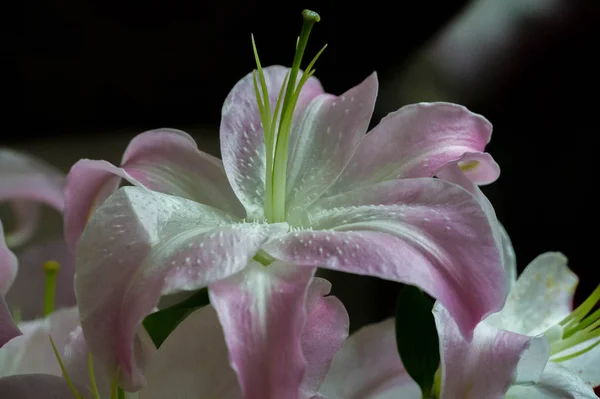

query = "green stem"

[{"left": 43, "top": 260, "right": 60, "bottom": 317}]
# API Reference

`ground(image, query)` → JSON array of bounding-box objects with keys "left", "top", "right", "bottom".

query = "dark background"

[{"left": 5, "top": 0, "right": 599, "bottom": 326}]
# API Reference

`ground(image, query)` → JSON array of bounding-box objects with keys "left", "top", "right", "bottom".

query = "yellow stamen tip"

[
  {"left": 459, "top": 160, "right": 480, "bottom": 172},
  {"left": 43, "top": 260, "right": 60, "bottom": 273}
]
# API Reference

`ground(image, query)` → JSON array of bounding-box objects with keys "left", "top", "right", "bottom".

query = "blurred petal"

[
  {"left": 487, "top": 252, "right": 578, "bottom": 336},
  {"left": 6, "top": 238, "right": 75, "bottom": 320},
  {"left": 554, "top": 336, "right": 600, "bottom": 388},
  {"left": 209, "top": 262, "right": 315, "bottom": 399},
  {"left": 507, "top": 362, "right": 598, "bottom": 399},
  {"left": 285, "top": 73, "right": 378, "bottom": 213},
  {"left": 0, "top": 307, "right": 80, "bottom": 376},
  {"left": 327, "top": 102, "right": 496, "bottom": 195},
  {"left": 0, "top": 149, "right": 65, "bottom": 242},
  {"left": 76, "top": 187, "right": 284, "bottom": 391},
  {"left": 4, "top": 201, "right": 40, "bottom": 249},
  {"left": 434, "top": 303, "right": 549, "bottom": 398},
  {"left": 0, "top": 374, "right": 79, "bottom": 399},
  {"left": 220, "top": 65, "right": 323, "bottom": 220},
  {"left": 300, "top": 278, "right": 349, "bottom": 397},
  {"left": 267, "top": 179, "right": 504, "bottom": 337},
  {"left": 0, "top": 221, "right": 18, "bottom": 296},
  {"left": 139, "top": 306, "right": 241, "bottom": 399},
  {"left": 319, "top": 318, "right": 420, "bottom": 398},
  {"left": 0, "top": 296, "right": 20, "bottom": 349},
  {"left": 501, "top": 223, "right": 517, "bottom": 292}
]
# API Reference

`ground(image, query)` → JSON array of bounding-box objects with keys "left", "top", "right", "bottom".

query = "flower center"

[
  {"left": 252, "top": 9, "right": 325, "bottom": 223},
  {"left": 548, "top": 284, "right": 600, "bottom": 362}
]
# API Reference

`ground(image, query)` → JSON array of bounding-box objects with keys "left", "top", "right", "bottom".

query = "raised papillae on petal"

[
  {"left": 75, "top": 186, "right": 287, "bottom": 391},
  {"left": 0, "top": 149, "right": 66, "bottom": 247},
  {"left": 64, "top": 128, "right": 243, "bottom": 251},
  {"left": 220, "top": 65, "right": 323, "bottom": 220},
  {"left": 326, "top": 102, "right": 498, "bottom": 196},
  {"left": 265, "top": 178, "right": 504, "bottom": 337}
]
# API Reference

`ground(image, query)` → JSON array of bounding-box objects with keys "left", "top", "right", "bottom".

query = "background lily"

[
  {"left": 66, "top": 10, "right": 505, "bottom": 394},
  {"left": 318, "top": 252, "right": 599, "bottom": 398}
]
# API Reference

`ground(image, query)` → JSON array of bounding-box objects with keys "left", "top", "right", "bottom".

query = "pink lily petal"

[
  {"left": 209, "top": 261, "right": 316, "bottom": 399},
  {"left": 434, "top": 303, "right": 550, "bottom": 398},
  {"left": 506, "top": 362, "right": 598, "bottom": 399},
  {"left": 75, "top": 187, "right": 286, "bottom": 391},
  {"left": 559, "top": 337, "right": 600, "bottom": 388},
  {"left": 265, "top": 178, "right": 504, "bottom": 337},
  {"left": 0, "top": 307, "right": 80, "bottom": 376},
  {"left": 0, "top": 149, "right": 65, "bottom": 248},
  {"left": 0, "top": 374, "right": 81, "bottom": 398},
  {"left": 300, "top": 278, "right": 350, "bottom": 397},
  {"left": 0, "top": 296, "right": 20, "bottom": 349},
  {"left": 4, "top": 201, "right": 40, "bottom": 249},
  {"left": 319, "top": 318, "right": 420, "bottom": 398},
  {"left": 62, "top": 325, "right": 113, "bottom": 397},
  {"left": 327, "top": 102, "right": 497, "bottom": 196},
  {"left": 487, "top": 252, "right": 578, "bottom": 337},
  {"left": 6, "top": 238, "right": 75, "bottom": 320},
  {"left": 220, "top": 65, "right": 323, "bottom": 219},
  {"left": 139, "top": 306, "right": 241, "bottom": 399},
  {"left": 285, "top": 73, "right": 378, "bottom": 213},
  {"left": 0, "top": 221, "right": 18, "bottom": 296},
  {"left": 64, "top": 128, "right": 243, "bottom": 251}
]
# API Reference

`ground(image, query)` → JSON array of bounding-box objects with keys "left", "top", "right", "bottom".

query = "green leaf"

[
  {"left": 395, "top": 285, "right": 440, "bottom": 399},
  {"left": 142, "top": 288, "right": 210, "bottom": 348}
]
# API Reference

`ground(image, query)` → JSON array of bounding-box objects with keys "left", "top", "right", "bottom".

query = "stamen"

[
  {"left": 88, "top": 353, "right": 102, "bottom": 399},
  {"left": 49, "top": 335, "right": 83, "bottom": 399},
  {"left": 550, "top": 284, "right": 600, "bottom": 360},
  {"left": 43, "top": 260, "right": 60, "bottom": 317}
]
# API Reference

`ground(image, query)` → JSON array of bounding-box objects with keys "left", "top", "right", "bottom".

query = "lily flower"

[
  {"left": 318, "top": 252, "right": 599, "bottom": 398},
  {"left": 66, "top": 9, "right": 505, "bottom": 394}
]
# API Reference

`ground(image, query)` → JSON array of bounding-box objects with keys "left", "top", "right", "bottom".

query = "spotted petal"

[
  {"left": 0, "top": 149, "right": 65, "bottom": 248},
  {"left": 319, "top": 318, "right": 421, "bottom": 398},
  {"left": 265, "top": 178, "right": 504, "bottom": 337},
  {"left": 326, "top": 102, "right": 497, "bottom": 196},
  {"left": 64, "top": 128, "right": 243, "bottom": 250},
  {"left": 285, "top": 73, "right": 378, "bottom": 214},
  {"left": 434, "top": 303, "right": 550, "bottom": 398},
  {"left": 220, "top": 65, "right": 323, "bottom": 220},
  {"left": 487, "top": 252, "right": 578, "bottom": 337},
  {"left": 209, "top": 262, "right": 316, "bottom": 399},
  {"left": 75, "top": 187, "right": 286, "bottom": 391}
]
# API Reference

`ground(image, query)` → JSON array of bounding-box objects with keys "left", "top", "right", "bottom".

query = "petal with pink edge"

[
  {"left": 0, "top": 374, "right": 82, "bottom": 399},
  {"left": 139, "top": 306, "right": 241, "bottom": 399},
  {"left": 0, "top": 150, "right": 65, "bottom": 247},
  {"left": 319, "top": 318, "right": 421, "bottom": 399},
  {"left": 285, "top": 73, "right": 378, "bottom": 213},
  {"left": 266, "top": 178, "right": 504, "bottom": 337},
  {"left": 434, "top": 303, "right": 549, "bottom": 398},
  {"left": 0, "top": 307, "right": 80, "bottom": 376},
  {"left": 6, "top": 238, "right": 75, "bottom": 320},
  {"left": 507, "top": 362, "right": 598, "bottom": 399},
  {"left": 65, "top": 129, "right": 242, "bottom": 251},
  {"left": 75, "top": 187, "right": 286, "bottom": 391},
  {"left": 209, "top": 261, "right": 315, "bottom": 399},
  {"left": 300, "top": 278, "right": 349, "bottom": 397},
  {"left": 487, "top": 252, "right": 578, "bottom": 337},
  {"left": 326, "top": 102, "right": 497, "bottom": 196},
  {"left": 220, "top": 65, "right": 323, "bottom": 220}
]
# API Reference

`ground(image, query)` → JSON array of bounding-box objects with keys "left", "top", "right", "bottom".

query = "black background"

[{"left": 5, "top": 1, "right": 599, "bottom": 325}]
